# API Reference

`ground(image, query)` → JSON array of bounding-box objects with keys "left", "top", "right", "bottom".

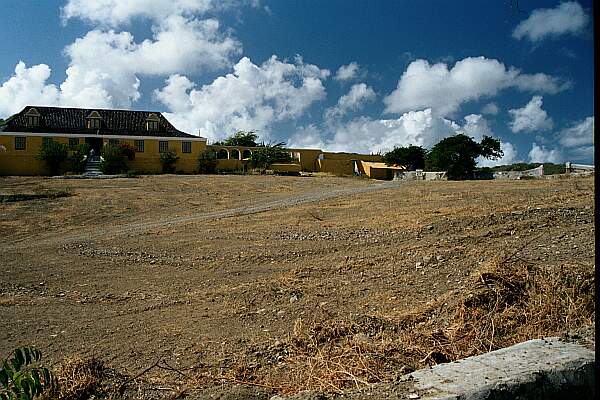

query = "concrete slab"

[{"left": 409, "top": 337, "right": 594, "bottom": 400}]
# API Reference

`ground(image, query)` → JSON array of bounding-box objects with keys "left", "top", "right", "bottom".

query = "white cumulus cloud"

[
  {"left": 558, "top": 116, "right": 594, "bottom": 148},
  {"left": 477, "top": 142, "right": 519, "bottom": 167},
  {"left": 528, "top": 143, "right": 562, "bottom": 163},
  {"left": 154, "top": 56, "right": 330, "bottom": 141},
  {"left": 0, "top": 62, "right": 60, "bottom": 117},
  {"left": 383, "top": 56, "right": 569, "bottom": 117},
  {"left": 455, "top": 113, "right": 493, "bottom": 141},
  {"left": 334, "top": 62, "right": 361, "bottom": 82},
  {"left": 508, "top": 96, "right": 553, "bottom": 133},
  {"left": 288, "top": 110, "right": 506, "bottom": 155},
  {"left": 61, "top": 16, "right": 240, "bottom": 108},
  {"left": 481, "top": 102, "right": 499, "bottom": 115},
  {"left": 557, "top": 116, "right": 594, "bottom": 161},
  {"left": 513, "top": 2, "right": 589, "bottom": 42},
  {"left": 61, "top": 0, "right": 253, "bottom": 26},
  {"left": 324, "top": 83, "right": 375, "bottom": 120}
]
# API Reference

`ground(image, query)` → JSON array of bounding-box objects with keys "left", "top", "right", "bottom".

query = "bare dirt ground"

[{"left": 0, "top": 174, "right": 594, "bottom": 399}]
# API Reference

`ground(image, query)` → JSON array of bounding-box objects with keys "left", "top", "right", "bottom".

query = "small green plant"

[
  {"left": 67, "top": 143, "right": 91, "bottom": 174},
  {"left": 159, "top": 149, "right": 179, "bottom": 173},
  {"left": 0, "top": 347, "right": 55, "bottom": 400},
  {"left": 117, "top": 143, "right": 136, "bottom": 161},
  {"left": 36, "top": 139, "right": 69, "bottom": 175},
  {"left": 197, "top": 150, "right": 218, "bottom": 174},
  {"left": 100, "top": 145, "right": 128, "bottom": 174}
]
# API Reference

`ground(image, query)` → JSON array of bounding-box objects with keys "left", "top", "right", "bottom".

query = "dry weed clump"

[
  {"left": 398, "top": 255, "right": 595, "bottom": 365},
  {"left": 273, "top": 254, "right": 594, "bottom": 393},
  {"left": 42, "top": 356, "right": 105, "bottom": 400}
]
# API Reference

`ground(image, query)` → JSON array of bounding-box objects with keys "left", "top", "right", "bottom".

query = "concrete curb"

[{"left": 408, "top": 337, "right": 594, "bottom": 400}]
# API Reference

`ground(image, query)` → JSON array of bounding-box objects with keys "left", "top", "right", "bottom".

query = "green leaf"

[
  {"left": 30, "top": 349, "right": 41, "bottom": 363},
  {"left": 21, "top": 350, "right": 30, "bottom": 368},
  {"left": 29, "top": 370, "right": 40, "bottom": 393},
  {"left": 0, "top": 367, "right": 9, "bottom": 388},
  {"left": 41, "top": 369, "right": 50, "bottom": 386},
  {"left": 10, "top": 350, "right": 23, "bottom": 373},
  {"left": 12, "top": 371, "right": 23, "bottom": 389},
  {"left": 19, "top": 379, "right": 30, "bottom": 399}
]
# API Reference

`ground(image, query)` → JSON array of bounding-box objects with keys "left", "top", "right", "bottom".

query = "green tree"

[
  {"left": 425, "top": 134, "right": 502, "bottom": 180},
  {"left": 249, "top": 142, "right": 292, "bottom": 173},
  {"left": 159, "top": 149, "right": 179, "bottom": 173},
  {"left": 36, "top": 139, "right": 69, "bottom": 175},
  {"left": 382, "top": 145, "right": 426, "bottom": 170},
  {"left": 197, "top": 150, "right": 218, "bottom": 174},
  {"left": 218, "top": 130, "right": 259, "bottom": 147}
]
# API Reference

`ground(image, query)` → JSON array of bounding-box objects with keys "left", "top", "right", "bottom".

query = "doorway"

[{"left": 85, "top": 137, "right": 103, "bottom": 155}]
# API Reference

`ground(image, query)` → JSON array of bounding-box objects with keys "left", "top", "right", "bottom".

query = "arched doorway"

[
  {"left": 230, "top": 149, "right": 241, "bottom": 160},
  {"left": 217, "top": 149, "right": 229, "bottom": 159}
]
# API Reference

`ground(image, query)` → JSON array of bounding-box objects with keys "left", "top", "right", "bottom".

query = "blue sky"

[{"left": 0, "top": 1, "right": 594, "bottom": 164}]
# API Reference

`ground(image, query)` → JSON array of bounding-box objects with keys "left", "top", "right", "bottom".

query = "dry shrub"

[
  {"left": 399, "top": 256, "right": 595, "bottom": 365},
  {"left": 271, "top": 254, "right": 594, "bottom": 393},
  {"left": 258, "top": 316, "right": 411, "bottom": 393},
  {"left": 44, "top": 356, "right": 104, "bottom": 400}
]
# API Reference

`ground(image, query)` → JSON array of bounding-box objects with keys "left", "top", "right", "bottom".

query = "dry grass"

[
  {"left": 43, "top": 356, "right": 105, "bottom": 400},
  {"left": 256, "top": 251, "right": 595, "bottom": 393}
]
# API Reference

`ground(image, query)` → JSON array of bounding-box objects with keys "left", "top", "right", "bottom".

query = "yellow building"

[
  {"left": 0, "top": 106, "right": 207, "bottom": 175},
  {"left": 206, "top": 145, "right": 388, "bottom": 177},
  {"left": 1, "top": 106, "right": 399, "bottom": 179}
]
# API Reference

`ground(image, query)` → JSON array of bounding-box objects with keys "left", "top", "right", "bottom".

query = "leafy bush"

[
  {"left": 197, "top": 150, "right": 218, "bottom": 174},
  {"left": 100, "top": 145, "right": 128, "bottom": 174},
  {"left": 425, "top": 134, "right": 502, "bottom": 180},
  {"left": 36, "top": 139, "right": 69, "bottom": 175},
  {"left": 0, "top": 347, "right": 55, "bottom": 400},
  {"left": 117, "top": 143, "right": 136, "bottom": 161},
  {"left": 217, "top": 130, "right": 259, "bottom": 147},
  {"left": 249, "top": 143, "right": 292, "bottom": 173},
  {"left": 159, "top": 149, "right": 179, "bottom": 173},
  {"left": 383, "top": 145, "right": 426, "bottom": 170},
  {"left": 67, "top": 143, "right": 90, "bottom": 174}
]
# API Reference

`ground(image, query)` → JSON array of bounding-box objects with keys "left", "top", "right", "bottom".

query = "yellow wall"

[
  {"left": 118, "top": 138, "right": 206, "bottom": 174},
  {"left": 1, "top": 134, "right": 384, "bottom": 177},
  {"left": 317, "top": 159, "right": 354, "bottom": 176},
  {"left": 215, "top": 159, "right": 243, "bottom": 170},
  {"left": 294, "top": 149, "right": 321, "bottom": 171},
  {"left": 0, "top": 134, "right": 206, "bottom": 175},
  {"left": 269, "top": 163, "right": 301, "bottom": 172},
  {"left": 0, "top": 135, "right": 52, "bottom": 175}
]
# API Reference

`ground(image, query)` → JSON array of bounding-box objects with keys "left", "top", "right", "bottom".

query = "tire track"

[{"left": 4, "top": 180, "right": 406, "bottom": 249}]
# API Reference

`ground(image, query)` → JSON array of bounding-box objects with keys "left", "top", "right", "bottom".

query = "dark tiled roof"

[{"left": 2, "top": 106, "right": 199, "bottom": 138}]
